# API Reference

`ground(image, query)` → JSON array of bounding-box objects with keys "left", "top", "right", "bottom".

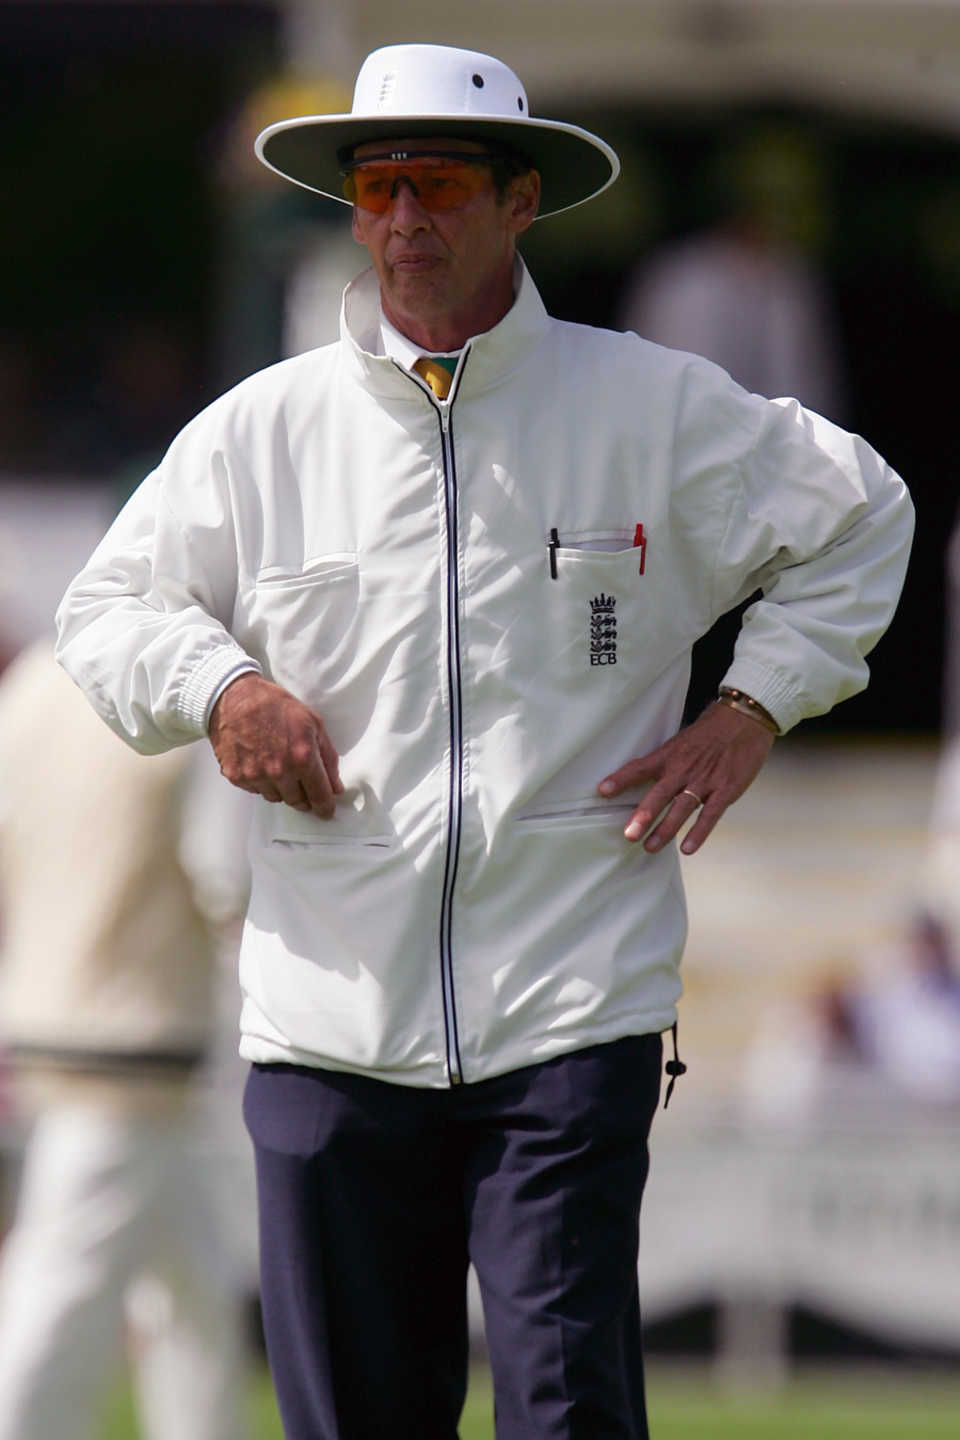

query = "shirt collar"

[{"left": 377, "top": 311, "right": 459, "bottom": 372}]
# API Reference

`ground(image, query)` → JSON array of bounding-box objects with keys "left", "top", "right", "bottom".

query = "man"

[{"left": 56, "top": 43, "right": 913, "bottom": 1440}]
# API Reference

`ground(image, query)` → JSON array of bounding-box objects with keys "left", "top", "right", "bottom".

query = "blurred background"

[{"left": 1, "top": 1, "right": 960, "bottom": 1435}]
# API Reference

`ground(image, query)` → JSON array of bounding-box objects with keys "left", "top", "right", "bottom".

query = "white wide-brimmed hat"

[{"left": 255, "top": 44, "right": 620, "bottom": 219}]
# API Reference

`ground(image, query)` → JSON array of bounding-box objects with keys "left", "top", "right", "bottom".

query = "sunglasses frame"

[{"left": 340, "top": 150, "right": 504, "bottom": 213}]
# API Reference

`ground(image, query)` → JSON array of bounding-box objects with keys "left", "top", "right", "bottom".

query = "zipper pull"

[{"left": 663, "top": 1022, "right": 687, "bottom": 1109}]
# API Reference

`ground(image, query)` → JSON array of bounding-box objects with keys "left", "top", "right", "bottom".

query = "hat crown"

[{"left": 351, "top": 44, "right": 529, "bottom": 122}]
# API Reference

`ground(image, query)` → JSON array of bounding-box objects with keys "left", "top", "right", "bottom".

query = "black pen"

[{"left": 548, "top": 527, "right": 559, "bottom": 580}]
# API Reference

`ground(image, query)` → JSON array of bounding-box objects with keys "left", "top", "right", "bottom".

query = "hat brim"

[{"left": 256, "top": 115, "right": 619, "bottom": 219}]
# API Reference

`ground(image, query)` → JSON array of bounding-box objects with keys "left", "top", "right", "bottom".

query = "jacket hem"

[{"left": 238, "top": 1011, "right": 680, "bottom": 1089}]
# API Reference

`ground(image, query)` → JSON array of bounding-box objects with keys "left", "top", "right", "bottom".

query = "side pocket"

[
  {"left": 513, "top": 800, "right": 636, "bottom": 834},
  {"left": 262, "top": 783, "right": 397, "bottom": 851}
]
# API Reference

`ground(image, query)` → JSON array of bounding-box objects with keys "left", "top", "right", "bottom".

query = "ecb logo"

[{"left": 589, "top": 592, "right": 617, "bottom": 667}]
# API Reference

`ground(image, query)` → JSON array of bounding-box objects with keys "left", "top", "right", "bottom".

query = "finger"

[
  {"left": 678, "top": 799, "right": 725, "bottom": 855},
  {"left": 283, "top": 782, "right": 315, "bottom": 814},
  {"left": 246, "top": 776, "right": 312, "bottom": 813},
  {"left": 597, "top": 752, "right": 662, "bottom": 798},
  {"left": 630, "top": 788, "right": 702, "bottom": 850},
  {"left": 621, "top": 776, "right": 680, "bottom": 842},
  {"left": 316, "top": 728, "right": 345, "bottom": 796},
  {"left": 259, "top": 766, "right": 328, "bottom": 815},
  {"left": 221, "top": 759, "right": 281, "bottom": 803},
  {"left": 295, "top": 747, "right": 339, "bottom": 819}
]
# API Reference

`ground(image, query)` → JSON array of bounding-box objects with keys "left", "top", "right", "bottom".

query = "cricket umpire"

[{"left": 57, "top": 43, "right": 913, "bottom": 1440}]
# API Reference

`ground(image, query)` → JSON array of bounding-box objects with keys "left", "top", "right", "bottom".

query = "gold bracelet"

[{"left": 717, "top": 687, "right": 780, "bottom": 735}]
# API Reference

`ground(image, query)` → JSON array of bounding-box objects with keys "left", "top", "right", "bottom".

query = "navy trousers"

[{"left": 243, "top": 1034, "right": 662, "bottom": 1440}]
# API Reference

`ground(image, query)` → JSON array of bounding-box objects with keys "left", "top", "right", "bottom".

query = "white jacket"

[{"left": 56, "top": 264, "right": 913, "bottom": 1088}]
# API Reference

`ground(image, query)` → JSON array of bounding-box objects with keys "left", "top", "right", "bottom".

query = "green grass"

[
  {"left": 100, "top": 1362, "right": 960, "bottom": 1438},
  {"left": 644, "top": 1369, "right": 960, "bottom": 1438}
]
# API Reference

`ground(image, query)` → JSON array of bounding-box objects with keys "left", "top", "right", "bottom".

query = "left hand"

[{"left": 597, "top": 701, "right": 776, "bottom": 855}]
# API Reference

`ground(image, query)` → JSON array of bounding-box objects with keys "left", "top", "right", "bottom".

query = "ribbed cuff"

[
  {"left": 718, "top": 661, "right": 800, "bottom": 735},
  {"left": 204, "top": 663, "right": 262, "bottom": 729},
  {"left": 179, "top": 648, "right": 262, "bottom": 733}
]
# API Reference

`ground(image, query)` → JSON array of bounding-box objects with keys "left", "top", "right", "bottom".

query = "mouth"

[{"left": 389, "top": 252, "right": 443, "bottom": 273}]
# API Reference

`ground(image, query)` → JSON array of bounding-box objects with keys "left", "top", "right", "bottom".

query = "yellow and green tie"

[{"left": 414, "top": 356, "right": 457, "bottom": 399}]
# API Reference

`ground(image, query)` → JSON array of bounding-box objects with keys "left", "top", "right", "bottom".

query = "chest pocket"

[
  {"left": 248, "top": 554, "right": 359, "bottom": 698},
  {"left": 544, "top": 530, "right": 651, "bottom": 683}
]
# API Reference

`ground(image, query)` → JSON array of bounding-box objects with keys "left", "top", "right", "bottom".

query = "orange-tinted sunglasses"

[{"left": 341, "top": 152, "right": 496, "bottom": 214}]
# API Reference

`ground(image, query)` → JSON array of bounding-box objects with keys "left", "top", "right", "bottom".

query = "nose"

[{"left": 389, "top": 179, "right": 431, "bottom": 232}]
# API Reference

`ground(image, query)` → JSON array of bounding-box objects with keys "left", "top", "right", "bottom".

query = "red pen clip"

[{"left": 633, "top": 523, "right": 646, "bottom": 575}]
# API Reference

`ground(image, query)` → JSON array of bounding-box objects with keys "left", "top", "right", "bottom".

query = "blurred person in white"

[
  {"left": 618, "top": 126, "right": 846, "bottom": 420},
  {"left": 0, "top": 642, "right": 251, "bottom": 1440},
  {"left": 927, "top": 508, "right": 960, "bottom": 936},
  {"left": 849, "top": 909, "right": 960, "bottom": 1103},
  {"left": 214, "top": 73, "right": 361, "bottom": 385},
  {"left": 741, "top": 908, "right": 960, "bottom": 1129}
]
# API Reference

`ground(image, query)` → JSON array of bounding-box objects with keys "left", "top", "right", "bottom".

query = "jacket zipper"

[
  {"left": 437, "top": 396, "right": 465, "bottom": 1085},
  {"left": 399, "top": 358, "right": 467, "bottom": 1086}
]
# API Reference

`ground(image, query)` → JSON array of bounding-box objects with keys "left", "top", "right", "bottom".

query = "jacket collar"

[{"left": 340, "top": 258, "right": 551, "bottom": 400}]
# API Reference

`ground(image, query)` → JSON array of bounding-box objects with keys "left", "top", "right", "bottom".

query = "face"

[{"left": 349, "top": 137, "right": 540, "bottom": 351}]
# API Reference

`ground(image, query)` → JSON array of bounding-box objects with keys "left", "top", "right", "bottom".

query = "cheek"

[
  {"left": 352, "top": 210, "right": 377, "bottom": 248},
  {"left": 352, "top": 209, "right": 388, "bottom": 251},
  {"left": 437, "top": 218, "right": 487, "bottom": 265}
]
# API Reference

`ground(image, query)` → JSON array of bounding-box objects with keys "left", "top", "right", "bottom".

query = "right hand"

[{"left": 208, "top": 673, "right": 344, "bottom": 817}]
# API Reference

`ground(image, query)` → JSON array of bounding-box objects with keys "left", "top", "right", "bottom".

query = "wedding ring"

[{"left": 680, "top": 788, "right": 704, "bottom": 807}]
